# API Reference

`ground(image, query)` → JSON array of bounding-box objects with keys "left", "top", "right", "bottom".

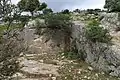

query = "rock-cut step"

[{"left": 20, "top": 59, "right": 59, "bottom": 79}]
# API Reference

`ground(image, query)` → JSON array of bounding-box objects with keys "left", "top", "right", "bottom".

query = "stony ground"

[
  {"left": 11, "top": 26, "right": 120, "bottom": 80},
  {"left": 11, "top": 37, "right": 120, "bottom": 80}
]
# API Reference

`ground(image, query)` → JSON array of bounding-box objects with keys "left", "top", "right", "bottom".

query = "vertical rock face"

[
  {"left": 101, "top": 13, "right": 119, "bottom": 32},
  {"left": 21, "top": 19, "right": 65, "bottom": 54},
  {"left": 72, "top": 20, "right": 120, "bottom": 77}
]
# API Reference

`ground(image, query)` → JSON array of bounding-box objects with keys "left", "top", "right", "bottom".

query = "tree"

[
  {"left": 94, "top": 8, "right": 101, "bottom": 12},
  {"left": 73, "top": 9, "right": 81, "bottom": 13},
  {"left": 17, "top": 0, "right": 47, "bottom": 16},
  {"left": 0, "top": 0, "right": 12, "bottom": 19},
  {"left": 87, "top": 9, "right": 94, "bottom": 14},
  {"left": 0, "top": 0, "right": 26, "bottom": 79},
  {"left": 39, "top": 2, "right": 47, "bottom": 10},
  {"left": 104, "top": 0, "right": 120, "bottom": 12},
  {"left": 62, "top": 9, "right": 70, "bottom": 14},
  {"left": 45, "top": 13, "right": 71, "bottom": 29},
  {"left": 43, "top": 8, "right": 53, "bottom": 14}
]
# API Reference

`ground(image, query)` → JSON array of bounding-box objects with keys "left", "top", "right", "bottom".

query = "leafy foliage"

[
  {"left": 104, "top": 0, "right": 120, "bottom": 12},
  {"left": 39, "top": 2, "right": 47, "bottom": 10},
  {"left": 35, "top": 13, "right": 72, "bottom": 35},
  {"left": 86, "top": 9, "right": 100, "bottom": 15},
  {"left": 44, "top": 13, "right": 72, "bottom": 30},
  {"left": 61, "top": 9, "right": 70, "bottom": 14},
  {"left": 94, "top": 8, "right": 101, "bottom": 12},
  {"left": 43, "top": 8, "right": 53, "bottom": 14},
  {"left": 73, "top": 9, "right": 81, "bottom": 13},
  {"left": 0, "top": 0, "right": 12, "bottom": 18},
  {"left": 17, "top": 0, "right": 46, "bottom": 15},
  {"left": 85, "top": 20, "right": 112, "bottom": 43},
  {"left": 87, "top": 9, "right": 94, "bottom": 14}
]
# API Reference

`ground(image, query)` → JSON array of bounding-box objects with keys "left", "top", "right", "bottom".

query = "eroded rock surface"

[
  {"left": 14, "top": 13, "right": 120, "bottom": 79},
  {"left": 21, "top": 59, "right": 59, "bottom": 76},
  {"left": 14, "top": 23, "right": 65, "bottom": 80},
  {"left": 72, "top": 18, "right": 120, "bottom": 77}
]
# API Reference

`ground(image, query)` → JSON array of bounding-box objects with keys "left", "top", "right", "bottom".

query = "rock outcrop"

[
  {"left": 101, "top": 13, "right": 119, "bottom": 32},
  {"left": 72, "top": 19, "right": 120, "bottom": 77},
  {"left": 20, "top": 13, "right": 120, "bottom": 77}
]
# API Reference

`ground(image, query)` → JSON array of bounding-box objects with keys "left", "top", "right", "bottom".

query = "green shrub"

[
  {"left": 85, "top": 20, "right": 112, "bottom": 43},
  {"left": 44, "top": 13, "right": 72, "bottom": 30},
  {"left": 35, "top": 13, "right": 72, "bottom": 34}
]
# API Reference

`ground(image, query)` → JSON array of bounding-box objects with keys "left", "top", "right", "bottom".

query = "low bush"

[
  {"left": 35, "top": 13, "right": 72, "bottom": 33},
  {"left": 85, "top": 20, "right": 112, "bottom": 43},
  {"left": 44, "top": 13, "right": 71, "bottom": 30}
]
